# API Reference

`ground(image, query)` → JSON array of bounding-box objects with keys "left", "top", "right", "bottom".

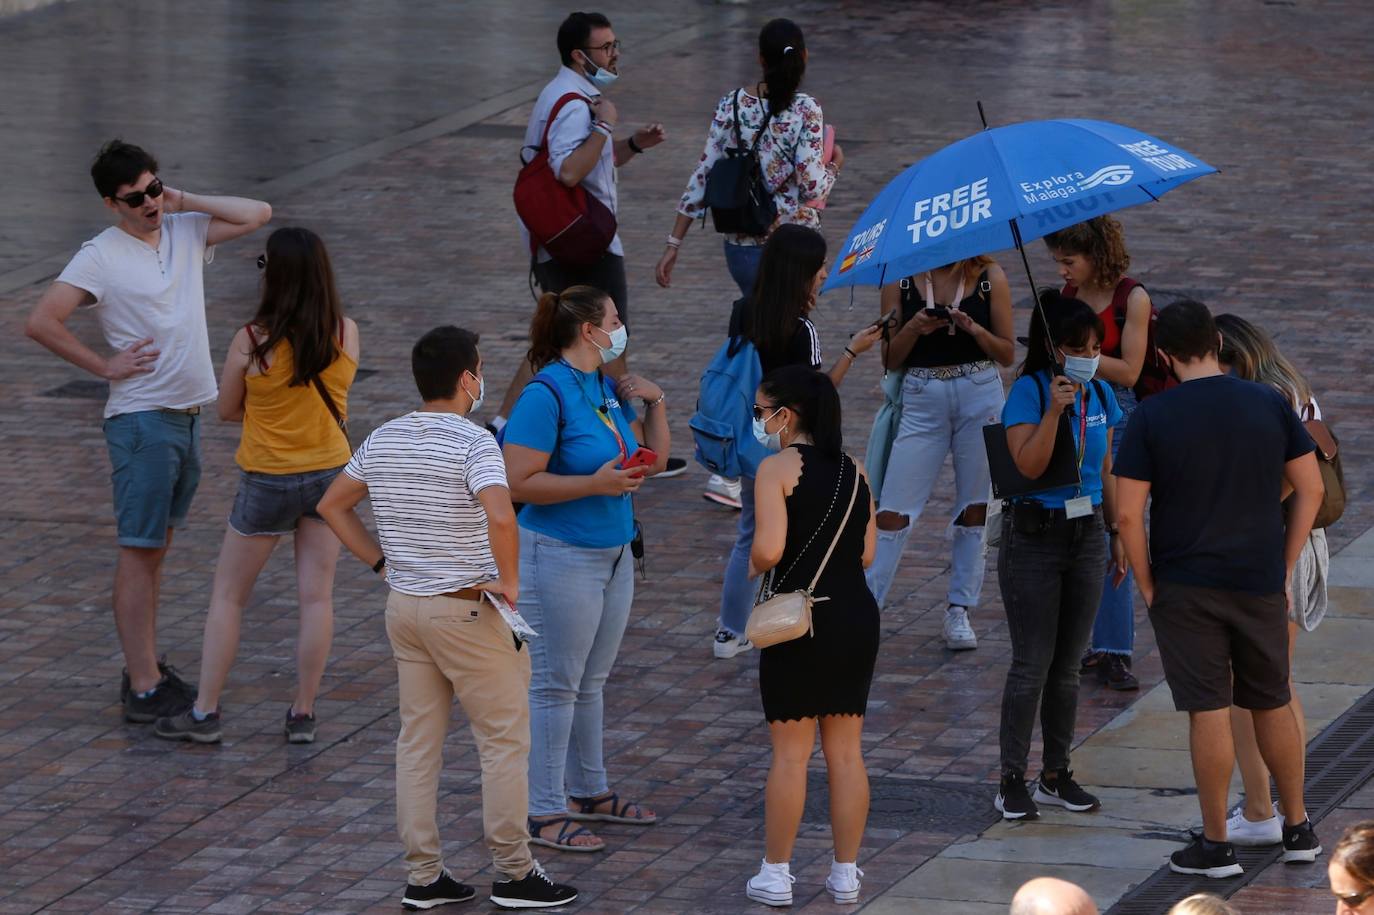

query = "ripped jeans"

[{"left": 865, "top": 365, "right": 1004, "bottom": 609}]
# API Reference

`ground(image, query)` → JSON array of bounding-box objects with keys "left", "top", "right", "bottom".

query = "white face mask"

[
  {"left": 1060, "top": 350, "right": 1100, "bottom": 385},
  {"left": 594, "top": 324, "right": 628, "bottom": 363},
  {"left": 752, "top": 407, "right": 785, "bottom": 451},
  {"left": 463, "top": 372, "right": 485, "bottom": 412},
  {"left": 581, "top": 55, "right": 619, "bottom": 87}
]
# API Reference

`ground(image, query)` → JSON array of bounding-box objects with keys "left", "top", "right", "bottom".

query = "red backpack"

[
  {"left": 1065, "top": 278, "right": 1177, "bottom": 400},
  {"left": 513, "top": 93, "right": 617, "bottom": 267}
]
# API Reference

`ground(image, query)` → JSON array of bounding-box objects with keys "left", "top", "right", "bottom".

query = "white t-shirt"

[
  {"left": 343, "top": 412, "right": 508, "bottom": 596},
  {"left": 518, "top": 65, "right": 623, "bottom": 261},
  {"left": 56, "top": 212, "right": 218, "bottom": 418}
]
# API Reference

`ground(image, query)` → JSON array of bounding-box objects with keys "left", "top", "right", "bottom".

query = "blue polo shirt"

[
  {"left": 1002, "top": 371, "right": 1122, "bottom": 509},
  {"left": 504, "top": 362, "right": 639, "bottom": 549}
]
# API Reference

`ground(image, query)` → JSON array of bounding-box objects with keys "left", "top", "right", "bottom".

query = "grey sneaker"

[
  {"left": 703, "top": 474, "right": 743, "bottom": 510},
  {"left": 154, "top": 708, "right": 222, "bottom": 743},
  {"left": 285, "top": 710, "right": 317, "bottom": 744},
  {"left": 943, "top": 605, "right": 977, "bottom": 650}
]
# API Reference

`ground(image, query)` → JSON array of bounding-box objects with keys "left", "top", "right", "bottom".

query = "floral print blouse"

[{"left": 677, "top": 89, "right": 837, "bottom": 244}]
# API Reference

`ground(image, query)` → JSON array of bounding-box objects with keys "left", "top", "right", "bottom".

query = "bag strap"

[
  {"left": 806, "top": 456, "right": 861, "bottom": 592},
  {"left": 731, "top": 90, "right": 745, "bottom": 150},
  {"left": 537, "top": 92, "right": 591, "bottom": 153}
]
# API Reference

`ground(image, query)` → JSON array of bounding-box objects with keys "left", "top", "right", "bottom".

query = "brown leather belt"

[{"left": 440, "top": 588, "right": 485, "bottom": 602}]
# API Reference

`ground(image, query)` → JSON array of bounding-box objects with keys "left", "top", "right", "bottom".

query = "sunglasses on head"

[
  {"left": 1335, "top": 886, "right": 1374, "bottom": 908},
  {"left": 112, "top": 177, "right": 163, "bottom": 208}
]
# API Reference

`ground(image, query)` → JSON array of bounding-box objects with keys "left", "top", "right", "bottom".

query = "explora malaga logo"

[{"left": 1077, "top": 165, "right": 1134, "bottom": 190}]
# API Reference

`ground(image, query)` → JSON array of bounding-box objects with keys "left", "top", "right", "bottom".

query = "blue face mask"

[
  {"left": 752, "top": 407, "right": 785, "bottom": 451},
  {"left": 582, "top": 59, "right": 619, "bottom": 88},
  {"left": 594, "top": 325, "right": 628, "bottom": 363},
  {"left": 1060, "top": 350, "right": 1100, "bottom": 386}
]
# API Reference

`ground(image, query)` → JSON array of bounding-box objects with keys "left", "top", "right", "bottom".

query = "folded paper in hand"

[{"left": 483, "top": 591, "right": 539, "bottom": 640}]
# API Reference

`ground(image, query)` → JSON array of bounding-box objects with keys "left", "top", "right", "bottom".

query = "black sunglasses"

[
  {"left": 1335, "top": 886, "right": 1374, "bottom": 908},
  {"left": 112, "top": 177, "right": 163, "bottom": 208},
  {"left": 752, "top": 403, "right": 781, "bottom": 422}
]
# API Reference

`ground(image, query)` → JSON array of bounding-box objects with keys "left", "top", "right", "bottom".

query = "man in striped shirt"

[{"left": 318, "top": 326, "right": 577, "bottom": 911}]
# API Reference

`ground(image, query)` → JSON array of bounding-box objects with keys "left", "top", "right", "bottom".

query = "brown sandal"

[{"left": 567, "top": 791, "right": 657, "bottom": 825}]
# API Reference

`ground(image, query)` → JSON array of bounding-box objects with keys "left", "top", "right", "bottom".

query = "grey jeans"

[{"left": 997, "top": 506, "right": 1108, "bottom": 776}]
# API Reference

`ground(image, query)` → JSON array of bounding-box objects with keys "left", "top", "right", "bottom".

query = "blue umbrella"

[{"left": 823, "top": 118, "right": 1216, "bottom": 293}]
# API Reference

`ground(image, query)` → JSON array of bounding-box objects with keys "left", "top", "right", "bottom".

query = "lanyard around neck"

[
  {"left": 925, "top": 271, "right": 966, "bottom": 336},
  {"left": 563, "top": 361, "right": 627, "bottom": 460}
]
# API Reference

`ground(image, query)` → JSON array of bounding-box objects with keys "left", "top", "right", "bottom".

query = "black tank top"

[{"left": 898, "top": 269, "right": 994, "bottom": 368}]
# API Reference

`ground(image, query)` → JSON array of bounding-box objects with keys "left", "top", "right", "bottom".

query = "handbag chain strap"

[{"left": 766, "top": 454, "right": 861, "bottom": 597}]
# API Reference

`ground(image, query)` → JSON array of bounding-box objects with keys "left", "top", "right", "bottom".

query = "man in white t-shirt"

[
  {"left": 317, "top": 326, "right": 578, "bottom": 911},
  {"left": 491, "top": 10, "right": 667, "bottom": 433},
  {"left": 24, "top": 140, "right": 271, "bottom": 724}
]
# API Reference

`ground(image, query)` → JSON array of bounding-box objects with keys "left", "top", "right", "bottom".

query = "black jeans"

[
  {"left": 533, "top": 253, "right": 629, "bottom": 324},
  {"left": 997, "top": 506, "right": 1108, "bottom": 776}
]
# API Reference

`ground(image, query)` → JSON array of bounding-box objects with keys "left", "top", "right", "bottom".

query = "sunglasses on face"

[
  {"left": 752, "top": 404, "right": 781, "bottom": 422},
  {"left": 112, "top": 177, "right": 163, "bottom": 208},
  {"left": 1336, "top": 886, "right": 1374, "bottom": 908}
]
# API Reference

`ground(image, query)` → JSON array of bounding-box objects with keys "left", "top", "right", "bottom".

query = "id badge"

[{"left": 1064, "top": 496, "right": 1093, "bottom": 520}]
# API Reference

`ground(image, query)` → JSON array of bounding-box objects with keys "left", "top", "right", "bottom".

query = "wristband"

[
  {"left": 592, "top": 124, "right": 613, "bottom": 140},
  {"left": 372, "top": 556, "right": 386, "bottom": 574},
  {"left": 843, "top": 347, "right": 858, "bottom": 361},
  {"left": 627, "top": 135, "right": 644, "bottom": 155},
  {"left": 664, "top": 235, "right": 682, "bottom": 249},
  {"left": 646, "top": 392, "right": 666, "bottom": 407}
]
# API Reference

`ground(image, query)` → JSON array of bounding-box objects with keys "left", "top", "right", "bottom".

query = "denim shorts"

[
  {"left": 228, "top": 466, "right": 343, "bottom": 536},
  {"left": 103, "top": 410, "right": 202, "bottom": 548}
]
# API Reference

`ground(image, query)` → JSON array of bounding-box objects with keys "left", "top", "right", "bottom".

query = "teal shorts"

[{"left": 103, "top": 410, "right": 202, "bottom": 548}]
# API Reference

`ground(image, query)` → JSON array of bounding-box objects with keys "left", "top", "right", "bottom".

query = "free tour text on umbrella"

[{"left": 907, "top": 177, "right": 992, "bottom": 243}]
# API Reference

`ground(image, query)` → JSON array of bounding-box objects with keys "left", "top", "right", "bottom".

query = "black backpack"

[{"left": 702, "top": 91, "right": 777, "bottom": 236}]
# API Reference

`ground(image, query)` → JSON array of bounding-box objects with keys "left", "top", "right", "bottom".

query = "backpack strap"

[
  {"left": 527, "top": 370, "right": 568, "bottom": 456},
  {"left": 529, "top": 92, "right": 592, "bottom": 157},
  {"left": 1110, "top": 278, "right": 1145, "bottom": 331},
  {"left": 1091, "top": 379, "right": 1108, "bottom": 416}
]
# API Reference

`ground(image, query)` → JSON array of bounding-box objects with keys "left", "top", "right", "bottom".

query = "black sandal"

[
  {"left": 566, "top": 791, "right": 658, "bottom": 825},
  {"left": 527, "top": 815, "right": 605, "bottom": 853}
]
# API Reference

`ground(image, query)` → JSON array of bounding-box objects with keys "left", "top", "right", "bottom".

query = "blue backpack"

[{"left": 689, "top": 335, "right": 770, "bottom": 479}]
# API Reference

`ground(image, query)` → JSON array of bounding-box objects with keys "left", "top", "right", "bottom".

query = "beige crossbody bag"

[{"left": 745, "top": 456, "right": 860, "bottom": 649}]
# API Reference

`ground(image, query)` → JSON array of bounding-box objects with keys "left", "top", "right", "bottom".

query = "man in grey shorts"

[
  {"left": 25, "top": 140, "right": 271, "bottom": 724},
  {"left": 1114, "top": 299, "right": 1325, "bottom": 878}
]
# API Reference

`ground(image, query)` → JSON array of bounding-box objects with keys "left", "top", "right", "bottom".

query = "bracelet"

[
  {"left": 646, "top": 392, "right": 666, "bottom": 407},
  {"left": 372, "top": 556, "right": 386, "bottom": 574},
  {"left": 843, "top": 347, "right": 858, "bottom": 361},
  {"left": 627, "top": 135, "right": 644, "bottom": 155},
  {"left": 592, "top": 123, "right": 613, "bottom": 140},
  {"left": 664, "top": 235, "right": 682, "bottom": 249}
]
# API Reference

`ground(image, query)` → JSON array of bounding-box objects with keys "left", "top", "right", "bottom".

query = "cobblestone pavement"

[{"left": 2, "top": 1, "right": 1371, "bottom": 912}]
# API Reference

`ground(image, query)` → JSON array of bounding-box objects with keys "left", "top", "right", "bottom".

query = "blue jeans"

[
  {"left": 1091, "top": 385, "right": 1137, "bottom": 657},
  {"left": 865, "top": 366, "right": 1005, "bottom": 609},
  {"left": 723, "top": 241, "right": 764, "bottom": 298},
  {"left": 103, "top": 410, "right": 202, "bottom": 548},
  {"left": 520, "top": 527, "right": 635, "bottom": 816},
  {"left": 717, "top": 475, "right": 756, "bottom": 636}
]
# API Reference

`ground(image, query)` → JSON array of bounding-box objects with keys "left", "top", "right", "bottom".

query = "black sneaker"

[
  {"left": 1280, "top": 818, "right": 1322, "bottom": 864},
  {"left": 652, "top": 457, "right": 689, "bottom": 479},
  {"left": 1034, "top": 768, "right": 1101, "bottom": 812},
  {"left": 1099, "top": 654, "right": 1139, "bottom": 691},
  {"left": 995, "top": 772, "right": 1039, "bottom": 820},
  {"left": 284, "top": 709, "right": 317, "bottom": 744},
  {"left": 124, "top": 683, "right": 193, "bottom": 724},
  {"left": 1079, "top": 650, "right": 1104, "bottom": 676},
  {"left": 402, "top": 871, "right": 476, "bottom": 910},
  {"left": 121, "top": 656, "right": 198, "bottom": 703},
  {"left": 154, "top": 707, "right": 222, "bottom": 743},
  {"left": 1170, "top": 832, "right": 1243, "bottom": 878},
  {"left": 490, "top": 863, "right": 578, "bottom": 909}
]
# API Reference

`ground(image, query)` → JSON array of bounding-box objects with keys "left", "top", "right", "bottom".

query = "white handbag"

[{"left": 745, "top": 456, "right": 861, "bottom": 649}]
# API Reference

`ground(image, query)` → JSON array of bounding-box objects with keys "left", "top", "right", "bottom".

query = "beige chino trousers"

[{"left": 385, "top": 590, "right": 534, "bottom": 884}]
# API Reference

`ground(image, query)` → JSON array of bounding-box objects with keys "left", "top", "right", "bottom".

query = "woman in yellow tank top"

[{"left": 155, "top": 227, "right": 358, "bottom": 746}]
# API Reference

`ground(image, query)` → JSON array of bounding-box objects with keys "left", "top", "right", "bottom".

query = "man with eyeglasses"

[
  {"left": 25, "top": 139, "right": 272, "bottom": 725},
  {"left": 493, "top": 10, "right": 668, "bottom": 439}
]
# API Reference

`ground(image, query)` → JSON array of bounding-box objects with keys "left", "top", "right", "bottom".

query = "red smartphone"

[{"left": 619, "top": 447, "right": 658, "bottom": 477}]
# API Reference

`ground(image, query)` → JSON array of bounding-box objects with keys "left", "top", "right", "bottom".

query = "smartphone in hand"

[{"left": 619, "top": 447, "right": 658, "bottom": 477}]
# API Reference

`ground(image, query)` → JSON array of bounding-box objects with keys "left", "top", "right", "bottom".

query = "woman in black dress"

[{"left": 746, "top": 366, "right": 879, "bottom": 907}]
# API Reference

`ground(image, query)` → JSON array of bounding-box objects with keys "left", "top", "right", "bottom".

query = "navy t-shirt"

[{"left": 1113, "top": 375, "right": 1314, "bottom": 594}]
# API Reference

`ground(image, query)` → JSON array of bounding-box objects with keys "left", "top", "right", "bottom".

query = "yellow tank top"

[{"left": 236, "top": 333, "right": 357, "bottom": 474}]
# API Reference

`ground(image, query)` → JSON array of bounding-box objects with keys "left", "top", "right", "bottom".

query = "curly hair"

[{"left": 1044, "top": 215, "right": 1130, "bottom": 288}]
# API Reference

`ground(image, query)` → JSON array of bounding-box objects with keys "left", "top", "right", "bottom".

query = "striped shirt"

[{"left": 343, "top": 411, "right": 507, "bottom": 596}]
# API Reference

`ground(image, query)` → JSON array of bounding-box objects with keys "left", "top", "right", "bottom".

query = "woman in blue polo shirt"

[
  {"left": 503, "top": 284, "right": 670, "bottom": 854},
  {"left": 994, "top": 291, "right": 1126, "bottom": 823}
]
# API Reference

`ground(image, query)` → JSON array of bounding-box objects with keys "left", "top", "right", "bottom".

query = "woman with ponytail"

[
  {"left": 1044, "top": 215, "right": 1154, "bottom": 691},
  {"left": 502, "top": 286, "right": 670, "bottom": 853},
  {"left": 155, "top": 227, "right": 358, "bottom": 745},
  {"left": 745, "top": 366, "right": 878, "bottom": 907},
  {"left": 657, "top": 17, "right": 841, "bottom": 296}
]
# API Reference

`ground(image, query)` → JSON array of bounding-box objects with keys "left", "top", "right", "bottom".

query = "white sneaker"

[
  {"left": 746, "top": 860, "right": 794, "bottom": 907},
  {"left": 1227, "top": 802, "right": 1282, "bottom": 846},
  {"left": 943, "top": 605, "right": 977, "bottom": 650},
  {"left": 713, "top": 628, "right": 754, "bottom": 659},
  {"left": 703, "top": 474, "right": 743, "bottom": 510},
  {"left": 825, "top": 860, "right": 864, "bottom": 905}
]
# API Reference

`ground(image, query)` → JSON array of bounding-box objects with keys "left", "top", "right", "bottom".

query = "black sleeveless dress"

[{"left": 759, "top": 446, "right": 881, "bottom": 723}]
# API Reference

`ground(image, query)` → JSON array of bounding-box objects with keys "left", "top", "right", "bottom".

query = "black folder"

[{"left": 982, "top": 412, "right": 1082, "bottom": 499}]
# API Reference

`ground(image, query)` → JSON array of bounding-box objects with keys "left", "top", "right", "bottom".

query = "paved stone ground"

[{"left": 1, "top": 1, "right": 1371, "bottom": 912}]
